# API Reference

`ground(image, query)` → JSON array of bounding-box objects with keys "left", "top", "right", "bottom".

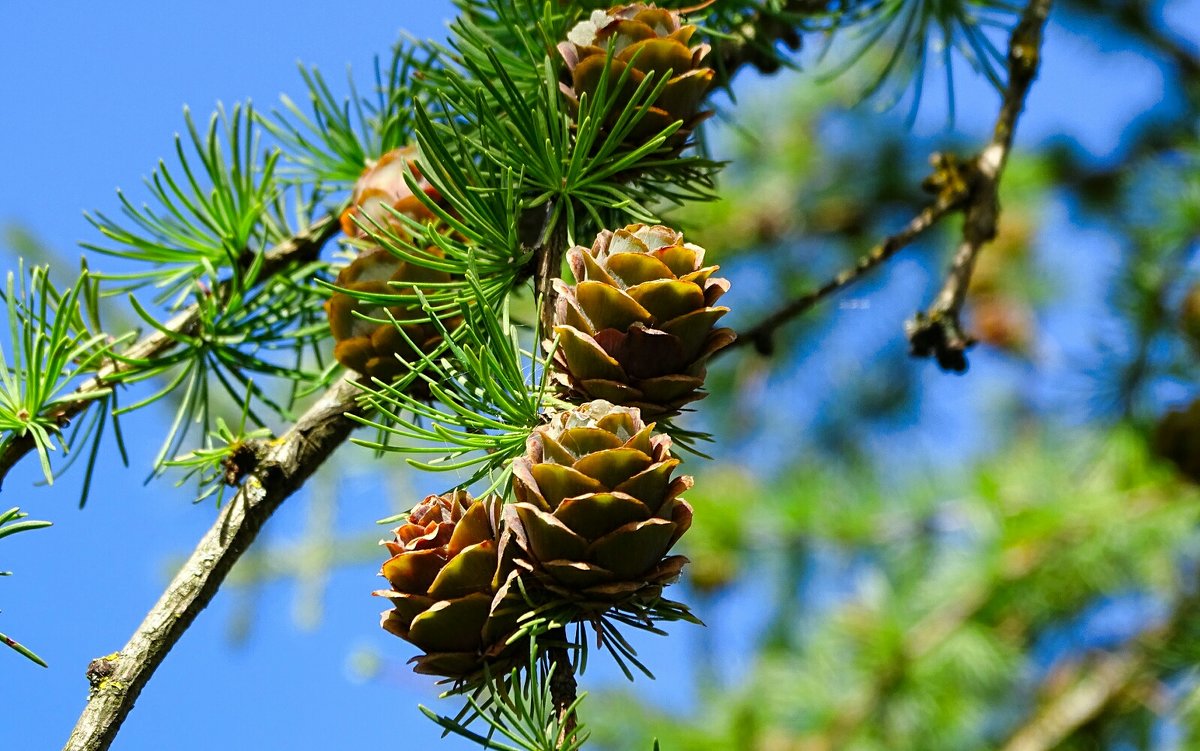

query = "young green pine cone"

[
  {"left": 375, "top": 491, "right": 520, "bottom": 680},
  {"left": 559, "top": 3, "right": 713, "bottom": 148},
  {"left": 551, "top": 224, "right": 735, "bottom": 415},
  {"left": 324, "top": 246, "right": 456, "bottom": 384},
  {"left": 340, "top": 146, "right": 442, "bottom": 239},
  {"left": 504, "top": 400, "right": 692, "bottom": 608}
]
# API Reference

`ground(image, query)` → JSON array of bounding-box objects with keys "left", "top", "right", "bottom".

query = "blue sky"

[{"left": 1, "top": 2, "right": 1198, "bottom": 750}]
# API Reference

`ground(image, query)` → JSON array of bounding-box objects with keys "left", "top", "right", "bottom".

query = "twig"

[
  {"left": 906, "top": 0, "right": 1052, "bottom": 371},
  {"left": 548, "top": 644, "right": 579, "bottom": 746},
  {"left": 532, "top": 201, "right": 579, "bottom": 739},
  {"left": 998, "top": 581, "right": 1198, "bottom": 751},
  {"left": 1000, "top": 651, "right": 1145, "bottom": 751},
  {"left": 62, "top": 375, "right": 365, "bottom": 751},
  {"left": 0, "top": 216, "right": 340, "bottom": 490},
  {"left": 532, "top": 203, "right": 569, "bottom": 339},
  {"left": 721, "top": 193, "right": 964, "bottom": 357}
]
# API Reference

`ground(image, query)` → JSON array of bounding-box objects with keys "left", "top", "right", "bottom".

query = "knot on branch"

[
  {"left": 85, "top": 652, "right": 121, "bottom": 695},
  {"left": 906, "top": 310, "right": 974, "bottom": 373},
  {"left": 921, "top": 152, "right": 980, "bottom": 208},
  {"left": 221, "top": 439, "right": 269, "bottom": 487}
]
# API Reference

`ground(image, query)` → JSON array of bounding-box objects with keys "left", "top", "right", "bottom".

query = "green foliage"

[
  {"left": 588, "top": 428, "right": 1200, "bottom": 750},
  {"left": 422, "top": 640, "right": 590, "bottom": 751},
  {"left": 262, "top": 45, "right": 437, "bottom": 186},
  {"left": 163, "top": 387, "right": 273, "bottom": 505},
  {"left": 417, "top": 0, "right": 720, "bottom": 247},
  {"left": 0, "top": 507, "right": 51, "bottom": 667},
  {"left": 112, "top": 251, "right": 330, "bottom": 476},
  {"left": 86, "top": 103, "right": 296, "bottom": 305},
  {"left": 354, "top": 273, "right": 548, "bottom": 500},
  {"left": 0, "top": 262, "right": 117, "bottom": 486},
  {"left": 813, "top": 0, "right": 1020, "bottom": 120}
]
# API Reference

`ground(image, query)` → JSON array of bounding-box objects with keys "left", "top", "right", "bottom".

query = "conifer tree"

[{"left": 21, "top": 1, "right": 1182, "bottom": 749}]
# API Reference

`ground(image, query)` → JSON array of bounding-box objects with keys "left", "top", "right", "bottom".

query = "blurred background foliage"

[{"left": 6, "top": 1, "right": 1200, "bottom": 749}]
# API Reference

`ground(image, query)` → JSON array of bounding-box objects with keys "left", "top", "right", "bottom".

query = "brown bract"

[
  {"left": 558, "top": 3, "right": 713, "bottom": 148},
  {"left": 374, "top": 491, "right": 519, "bottom": 680},
  {"left": 504, "top": 401, "right": 692, "bottom": 608},
  {"left": 340, "top": 146, "right": 442, "bottom": 239},
  {"left": 551, "top": 224, "right": 735, "bottom": 415}
]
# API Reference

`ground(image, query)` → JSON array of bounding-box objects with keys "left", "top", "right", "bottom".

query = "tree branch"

[
  {"left": 548, "top": 643, "right": 579, "bottom": 746},
  {"left": 0, "top": 215, "right": 340, "bottom": 491},
  {"left": 62, "top": 375, "right": 364, "bottom": 751},
  {"left": 720, "top": 191, "right": 965, "bottom": 357},
  {"left": 1000, "top": 651, "right": 1145, "bottom": 751},
  {"left": 906, "top": 0, "right": 1052, "bottom": 371},
  {"left": 723, "top": 0, "right": 1052, "bottom": 364},
  {"left": 533, "top": 205, "right": 569, "bottom": 340}
]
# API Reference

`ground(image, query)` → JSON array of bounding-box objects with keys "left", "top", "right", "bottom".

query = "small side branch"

[
  {"left": 548, "top": 645, "right": 579, "bottom": 746},
  {"left": 62, "top": 375, "right": 364, "bottom": 751},
  {"left": 1000, "top": 651, "right": 1144, "bottom": 751},
  {"left": 0, "top": 216, "right": 339, "bottom": 490},
  {"left": 532, "top": 205, "right": 569, "bottom": 340},
  {"left": 907, "top": 0, "right": 1052, "bottom": 371},
  {"left": 723, "top": 193, "right": 964, "bottom": 357}
]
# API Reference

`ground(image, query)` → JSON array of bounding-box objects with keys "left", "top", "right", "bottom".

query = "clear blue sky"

[{"left": 1, "top": 2, "right": 1197, "bottom": 750}]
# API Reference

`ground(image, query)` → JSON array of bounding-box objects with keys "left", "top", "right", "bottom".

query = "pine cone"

[
  {"left": 340, "top": 146, "right": 442, "bottom": 239},
  {"left": 375, "top": 491, "right": 520, "bottom": 680},
  {"left": 558, "top": 4, "right": 713, "bottom": 148},
  {"left": 504, "top": 401, "right": 692, "bottom": 609},
  {"left": 325, "top": 246, "right": 457, "bottom": 384},
  {"left": 551, "top": 224, "right": 735, "bottom": 415}
]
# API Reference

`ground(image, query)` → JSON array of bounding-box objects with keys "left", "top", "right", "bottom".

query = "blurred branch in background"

[
  {"left": 586, "top": 428, "right": 1200, "bottom": 750},
  {"left": 905, "top": 0, "right": 1051, "bottom": 371},
  {"left": 721, "top": 0, "right": 1052, "bottom": 367}
]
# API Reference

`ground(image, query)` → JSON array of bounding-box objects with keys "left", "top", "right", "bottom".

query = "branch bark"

[
  {"left": 533, "top": 205, "right": 569, "bottom": 340},
  {"left": 0, "top": 215, "right": 340, "bottom": 491},
  {"left": 63, "top": 375, "right": 364, "bottom": 751},
  {"left": 906, "top": 0, "right": 1052, "bottom": 371},
  {"left": 548, "top": 643, "right": 579, "bottom": 746}
]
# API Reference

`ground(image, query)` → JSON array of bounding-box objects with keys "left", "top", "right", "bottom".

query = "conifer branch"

[
  {"left": 906, "top": 0, "right": 1052, "bottom": 371},
  {"left": 998, "top": 586, "right": 1200, "bottom": 751},
  {"left": 712, "top": 1, "right": 808, "bottom": 78},
  {"left": 63, "top": 374, "right": 364, "bottom": 751},
  {"left": 725, "top": 0, "right": 1051, "bottom": 362},
  {"left": 0, "top": 215, "right": 339, "bottom": 491},
  {"left": 1000, "top": 650, "right": 1144, "bottom": 751}
]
